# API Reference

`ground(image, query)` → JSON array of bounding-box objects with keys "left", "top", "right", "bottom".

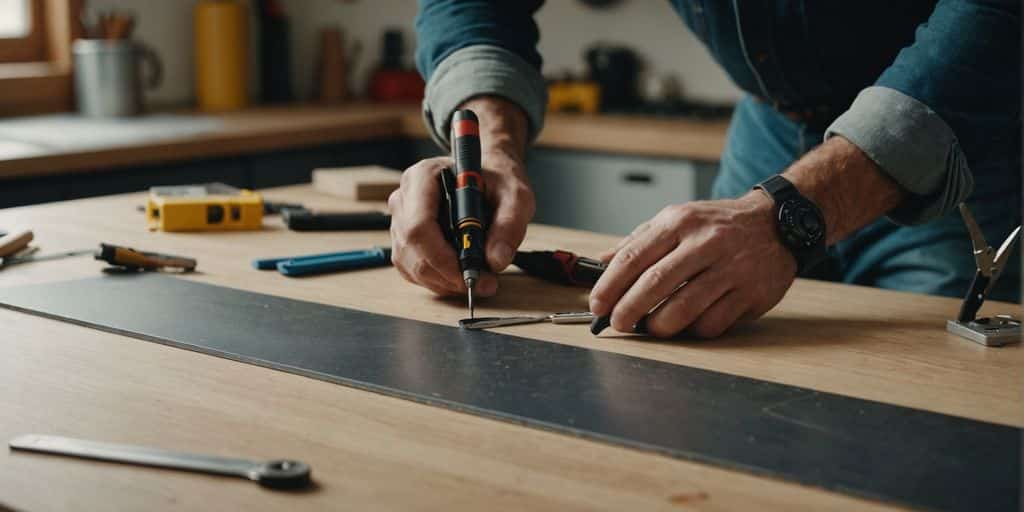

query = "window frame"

[
  {"left": 0, "top": 0, "right": 82, "bottom": 116},
  {"left": 0, "top": 0, "right": 47, "bottom": 64}
]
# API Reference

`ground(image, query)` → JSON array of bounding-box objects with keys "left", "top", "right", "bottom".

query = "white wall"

[
  {"left": 85, "top": 0, "right": 201, "bottom": 105},
  {"left": 537, "top": 0, "right": 742, "bottom": 102},
  {"left": 84, "top": 0, "right": 296, "bottom": 105},
  {"left": 296, "top": 0, "right": 741, "bottom": 102},
  {"left": 86, "top": 0, "right": 741, "bottom": 105}
]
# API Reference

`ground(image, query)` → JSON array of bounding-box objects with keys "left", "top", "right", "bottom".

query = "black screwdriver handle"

[
  {"left": 451, "top": 109, "right": 487, "bottom": 277},
  {"left": 513, "top": 250, "right": 607, "bottom": 287}
]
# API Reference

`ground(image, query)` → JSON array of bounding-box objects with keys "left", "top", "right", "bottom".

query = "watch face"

[{"left": 777, "top": 198, "right": 825, "bottom": 249}]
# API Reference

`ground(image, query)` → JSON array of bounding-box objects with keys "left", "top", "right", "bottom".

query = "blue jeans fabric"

[{"left": 713, "top": 96, "right": 1021, "bottom": 302}]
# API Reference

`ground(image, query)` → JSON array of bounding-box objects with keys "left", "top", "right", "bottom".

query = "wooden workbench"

[
  {"left": 0, "top": 185, "right": 1020, "bottom": 511},
  {"left": 0, "top": 104, "right": 730, "bottom": 180}
]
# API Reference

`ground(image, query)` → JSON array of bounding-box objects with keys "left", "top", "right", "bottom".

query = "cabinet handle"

[{"left": 622, "top": 172, "right": 654, "bottom": 185}]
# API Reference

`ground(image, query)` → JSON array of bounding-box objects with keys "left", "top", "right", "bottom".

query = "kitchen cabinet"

[
  {"left": 0, "top": 139, "right": 412, "bottom": 209},
  {"left": 0, "top": 138, "right": 719, "bottom": 234},
  {"left": 527, "top": 148, "right": 717, "bottom": 235},
  {"left": 411, "top": 140, "right": 720, "bottom": 236}
]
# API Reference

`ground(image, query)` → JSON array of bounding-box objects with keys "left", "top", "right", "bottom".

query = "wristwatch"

[{"left": 753, "top": 175, "right": 827, "bottom": 274}]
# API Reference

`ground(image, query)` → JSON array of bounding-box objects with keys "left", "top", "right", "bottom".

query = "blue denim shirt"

[{"left": 415, "top": 0, "right": 1021, "bottom": 224}]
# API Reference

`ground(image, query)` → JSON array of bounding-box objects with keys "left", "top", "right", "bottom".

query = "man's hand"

[
  {"left": 589, "top": 192, "right": 796, "bottom": 338},
  {"left": 389, "top": 96, "right": 535, "bottom": 296},
  {"left": 589, "top": 136, "right": 906, "bottom": 338}
]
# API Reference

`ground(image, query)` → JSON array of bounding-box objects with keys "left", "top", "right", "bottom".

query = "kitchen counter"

[{"left": 0, "top": 104, "right": 729, "bottom": 180}]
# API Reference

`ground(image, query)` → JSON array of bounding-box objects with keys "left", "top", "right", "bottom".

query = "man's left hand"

[{"left": 589, "top": 191, "right": 797, "bottom": 338}]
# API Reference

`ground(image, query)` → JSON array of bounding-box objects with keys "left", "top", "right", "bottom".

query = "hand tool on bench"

[
  {"left": 509, "top": 250, "right": 650, "bottom": 337},
  {"left": 459, "top": 311, "right": 594, "bottom": 330},
  {"left": 10, "top": 434, "right": 310, "bottom": 489},
  {"left": 281, "top": 208, "right": 391, "bottom": 231},
  {"left": 253, "top": 246, "right": 391, "bottom": 277},
  {"left": 95, "top": 243, "right": 197, "bottom": 272},
  {"left": 252, "top": 245, "right": 608, "bottom": 281},
  {"left": 512, "top": 249, "right": 607, "bottom": 287},
  {"left": 946, "top": 203, "right": 1021, "bottom": 346}
]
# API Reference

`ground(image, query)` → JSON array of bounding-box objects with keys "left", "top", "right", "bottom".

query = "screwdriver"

[
  {"left": 450, "top": 109, "right": 488, "bottom": 318},
  {"left": 512, "top": 250, "right": 607, "bottom": 287},
  {"left": 95, "top": 243, "right": 197, "bottom": 271}
]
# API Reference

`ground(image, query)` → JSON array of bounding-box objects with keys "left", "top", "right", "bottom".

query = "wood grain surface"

[
  {"left": 0, "top": 104, "right": 729, "bottom": 179},
  {"left": 0, "top": 185, "right": 1020, "bottom": 511}
]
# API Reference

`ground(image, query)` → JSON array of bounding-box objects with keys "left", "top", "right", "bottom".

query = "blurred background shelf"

[{"left": 0, "top": 104, "right": 727, "bottom": 235}]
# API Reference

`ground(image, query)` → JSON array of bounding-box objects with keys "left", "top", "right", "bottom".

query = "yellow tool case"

[{"left": 146, "top": 183, "right": 263, "bottom": 232}]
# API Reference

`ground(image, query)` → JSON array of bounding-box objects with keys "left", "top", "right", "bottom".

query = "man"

[{"left": 388, "top": 0, "right": 1020, "bottom": 338}]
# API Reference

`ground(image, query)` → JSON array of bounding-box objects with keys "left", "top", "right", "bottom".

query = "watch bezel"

[{"left": 776, "top": 197, "right": 826, "bottom": 250}]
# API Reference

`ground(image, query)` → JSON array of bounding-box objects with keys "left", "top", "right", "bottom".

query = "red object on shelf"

[{"left": 367, "top": 69, "right": 424, "bottom": 103}]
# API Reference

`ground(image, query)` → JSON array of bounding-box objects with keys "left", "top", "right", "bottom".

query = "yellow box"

[
  {"left": 146, "top": 184, "right": 263, "bottom": 232},
  {"left": 548, "top": 81, "right": 601, "bottom": 114}
]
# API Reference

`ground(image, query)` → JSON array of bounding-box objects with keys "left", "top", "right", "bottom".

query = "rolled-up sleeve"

[
  {"left": 824, "top": 0, "right": 1019, "bottom": 225},
  {"left": 415, "top": 0, "right": 548, "bottom": 150}
]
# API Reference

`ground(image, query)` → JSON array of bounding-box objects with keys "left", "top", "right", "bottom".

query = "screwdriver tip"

[{"left": 468, "top": 287, "right": 475, "bottom": 319}]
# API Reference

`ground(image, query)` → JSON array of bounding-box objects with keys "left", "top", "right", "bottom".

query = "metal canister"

[{"left": 72, "top": 39, "right": 162, "bottom": 117}]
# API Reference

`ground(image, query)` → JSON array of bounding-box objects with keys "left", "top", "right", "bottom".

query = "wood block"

[{"left": 312, "top": 166, "right": 402, "bottom": 201}]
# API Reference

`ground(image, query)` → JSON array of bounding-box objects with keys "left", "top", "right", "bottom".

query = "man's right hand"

[{"left": 388, "top": 96, "right": 535, "bottom": 297}]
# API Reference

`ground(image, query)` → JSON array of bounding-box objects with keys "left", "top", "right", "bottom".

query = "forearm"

[
  {"left": 782, "top": 136, "right": 906, "bottom": 245},
  {"left": 459, "top": 96, "right": 529, "bottom": 169}
]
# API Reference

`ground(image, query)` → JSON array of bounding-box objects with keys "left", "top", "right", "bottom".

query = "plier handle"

[{"left": 957, "top": 204, "right": 1021, "bottom": 322}]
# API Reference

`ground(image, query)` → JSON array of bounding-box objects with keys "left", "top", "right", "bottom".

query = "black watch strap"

[{"left": 755, "top": 174, "right": 797, "bottom": 200}]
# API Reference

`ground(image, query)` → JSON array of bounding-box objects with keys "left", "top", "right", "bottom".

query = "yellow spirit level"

[{"left": 146, "top": 183, "right": 263, "bottom": 232}]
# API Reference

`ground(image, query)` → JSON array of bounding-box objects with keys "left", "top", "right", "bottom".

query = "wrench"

[{"left": 10, "top": 434, "right": 311, "bottom": 489}]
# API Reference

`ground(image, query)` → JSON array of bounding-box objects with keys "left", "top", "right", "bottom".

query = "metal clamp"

[{"left": 946, "top": 204, "right": 1021, "bottom": 346}]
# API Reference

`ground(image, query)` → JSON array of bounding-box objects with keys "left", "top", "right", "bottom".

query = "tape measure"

[{"left": 146, "top": 183, "right": 263, "bottom": 232}]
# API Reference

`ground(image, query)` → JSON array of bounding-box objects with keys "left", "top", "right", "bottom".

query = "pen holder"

[{"left": 73, "top": 39, "right": 163, "bottom": 117}]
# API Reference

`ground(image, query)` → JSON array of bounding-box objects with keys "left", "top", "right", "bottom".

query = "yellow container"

[
  {"left": 194, "top": 0, "right": 248, "bottom": 111},
  {"left": 548, "top": 81, "right": 601, "bottom": 114}
]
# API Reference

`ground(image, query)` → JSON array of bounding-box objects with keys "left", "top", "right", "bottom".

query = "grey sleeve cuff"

[
  {"left": 422, "top": 44, "right": 548, "bottom": 151},
  {"left": 824, "top": 86, "right": 974, "bottom": 225}
]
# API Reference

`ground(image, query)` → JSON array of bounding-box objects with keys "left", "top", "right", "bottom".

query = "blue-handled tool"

[
  {"left": 252, "top": 250, "right": 344, "bottom": 270},
  {"left": 252, "top": 247, "right": 392, "bottom": 277}
]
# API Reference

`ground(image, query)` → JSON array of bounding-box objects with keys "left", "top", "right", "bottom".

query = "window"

[
  {"left": 0, "top": 0, "right": 83, "bottom": 116},
  {"left": 0, "top": 0, "right": 31, "bottom": 38},
  {"left": 0, "top": 0, "right": 45, "bottom": 63}
]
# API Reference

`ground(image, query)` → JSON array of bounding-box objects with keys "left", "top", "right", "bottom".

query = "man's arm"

[
  {"left": 415, "top": 0, "right": 547, "bottom": 149},
  {"left": 785, "top": 137, "right": 905, "bottom": 245},
  {"left": 590, "top": 0, "right": 1019, "bottom": 338},
  {"left": 390, "top": 1, "right": 545, "bottom": 296},
  {"left": 825, "top": 0, "right": 1019, "bottom": 225}
]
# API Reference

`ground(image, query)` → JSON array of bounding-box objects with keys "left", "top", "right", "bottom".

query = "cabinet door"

[{"left": 527, "top": 148, "right": 709, "bottom": 235}]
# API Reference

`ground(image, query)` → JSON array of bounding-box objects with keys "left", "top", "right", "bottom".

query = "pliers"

[
  {"left": 957, "top": 204, "right": 1021, "bottom": 322},
  {"left": 459, "top": 311, "right": 595, "bottom": 330}
]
